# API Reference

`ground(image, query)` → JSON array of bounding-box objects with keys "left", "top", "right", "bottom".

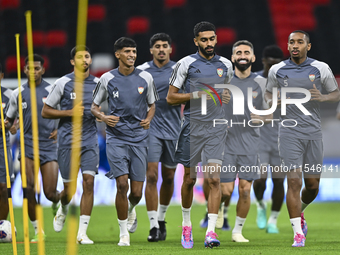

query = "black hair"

[
  {"left": 24, "top": 54, "right": 45, "bottom": 65},
  {"left": 114, "top": 37, "right": 137, "bottom": 52},
  {"left": 70, "top": 45, "right": 90, "bottom": 59},
  {"left": 289, "top": 30, "right": 310, "bottom": 43},
  {"left": 149, "top": 33, "right": 172, "bottom": 48},
  {"left": 232, "top": 40, "right": 254, "bottom": 53},
  {"left": 193, "top": 21, "right": 216, "bottom": 37},
  {"left": 262, "top": 45, "right": 284, "bottom": 59}
]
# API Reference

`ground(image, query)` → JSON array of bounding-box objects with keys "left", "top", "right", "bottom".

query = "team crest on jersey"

[
  {"left": 113, "top": 87, "right": 119, "bottom": 98},
  {"left": 252, "top": 91, "right": 258, "bottom": 98},
  {"left": 1, "top": 102, "right": 5, "bottom": 109},
  {"left": 309, "top": 74, "right": 315, "bottom": 82},
  {"left": 42, "top": 97, "right": 47, "bottom": 103},
  {"left": 217, "top": 68, "right": 223, "bottom": 77},
  {"left": 138, "top": 87, "right": 144, "bottom": 94},
  {"left": 22, "top": 102, "right": 27, "bottom": 109}
]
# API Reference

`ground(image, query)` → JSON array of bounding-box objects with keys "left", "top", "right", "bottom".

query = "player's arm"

[
  {"left": 140, "top": 103, "right": 155, "bottom": 129},
  {"left": 42, "top": 101, "right": 83, "bottom": 119},
  {"left": 4, "top": 90, "right": 18, "bottom": 130},
  {"left": 309, "top": 85, "right": 340, "bottom": 103},
  {"left": 91, "top": 102, "right": 119, "bottom": 127}
]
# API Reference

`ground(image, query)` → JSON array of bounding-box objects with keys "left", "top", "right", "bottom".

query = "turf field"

[{"left": 2, "top": 202, "right": 340, "bottom": 254}]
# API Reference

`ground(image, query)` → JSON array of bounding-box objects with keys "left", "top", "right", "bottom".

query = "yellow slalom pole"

[
  {"left": 67, "top": 1, "right": 88, "bottom": 254},
  {"left": 25, "top": 11, "right": 45, "bottom": 255},
  {"left": 0, "top": 68, "right": 17, "bottom": 255},
  {"left": 15, "top": 33, "right": 30, "bottom": 255}
]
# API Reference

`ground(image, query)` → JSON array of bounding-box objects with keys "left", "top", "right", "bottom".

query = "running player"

[
  {"left": 0, "top": 63, "right": 15, "bottom": 221},
  {"left": 5, "top": 54, "right": 60, "bottom": 241},
  {"left": 91, "top": 37, "right": 158, "bottom": 247},
  {"left": 220, "top": 40, "right": 270, "bottom": 243},
  {"left": 137, "top": 33, "right": 181, "bottom": 242},
  {"left": 167, "top": 21, "right": 233, "bottom": 249},
  {"left": 42, "top": 46, "right": 99, "bottom": 244},
  {"left": 265, "top": 30, "right": 340, "bottom": 247},
  {"left": 253, "top": 45, "right": 284, "bottom": 233}
]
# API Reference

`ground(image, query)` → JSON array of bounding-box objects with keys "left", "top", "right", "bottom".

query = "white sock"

[
  {"left": 182, "top": 207, "right": 191, "bottom": 227},
  {"left": 78, "top": 215, "right": 90, "bottom": 236},
  {"left": 290, "top": 217, "right": 303, "bottom": 236},
  {"left": 62, "top": 204, "right": 69, "bottom": 215},
  {"left": 158, "top": 204, "right": 168, "bottom": 221},
  {"left": 128, "top": 200, "right": 136, "bottom": 214},
  {"left": 206, "top": 213, "right": 217, "bottom": 234},
  {"left": 31, "top": 220, "right": 38, "bottom": 235},
  {"left": 147, "top": 210, "right": 159, "bottom": 229},
  {"left": 224, "top": 205, "right": 229, "bottom": 218},
  {"left": 118, "top": 219, "right": 129, "bottom": 237},
  {"left": 232, "top": 216, "right": 246, "bottom": 234},
  {"left": 301, "top": 200, "right": 309, "bottom": 212},
  {"left": 256, "top": 200, "right": 266, "bottom": 210},
  {"left": 267, "top": 211, "right": 280, "bottom": 225}
]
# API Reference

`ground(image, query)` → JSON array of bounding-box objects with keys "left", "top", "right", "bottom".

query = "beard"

[
  {"left": 233, "top": 59, "right": 252, "bottom": 71},
  {"left": 198, "top": 44, "right": 215, "bottom": 57}
]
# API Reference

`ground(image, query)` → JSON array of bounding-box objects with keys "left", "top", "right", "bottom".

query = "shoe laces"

[
  {"left": 182, "top": 226, "right": 192, "bottom": 242},
  {"left": 294, "top": 233, "right": 305, "bottom": 243},
  {"left": 206, "top": 231, "right": 218, "bottom": 239}
]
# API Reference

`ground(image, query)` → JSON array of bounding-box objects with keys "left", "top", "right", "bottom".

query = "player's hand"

[
  {"left": 250, "top": 112, "right": 263, "bottom": 124},
  {"left": 268, "top": 91, "right": 282, "bottom": 108},
  {"left": 222, "top": 89, "right": 230, "bottom": 104},
  {"left": 9, "top": 124, "right": 18, "bottom": 135},
  {"left": 72, "top": 101, "right": 84, "bottom": 116},
  {"left": 103, "top": 115, "right": 119, "bottom": 127},
  {"left": 140, "top": 119, "right": 151, "bottom": 129},
  {"left": 49, "top": 129, "right": 58, "bottom": 143},
  {"left": 309, "top": 84, "right": 324, "bottom": 102},
  {"left": 4, "top": 120, "right": 11, "bottom": 130},
  {"left": 198, "top": 90, "right": 212, "bottom": 100}
]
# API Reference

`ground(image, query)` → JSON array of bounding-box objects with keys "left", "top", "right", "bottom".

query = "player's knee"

[
  {"left": 116, "top": 180, "right": 129, "bottom": 194},
  {"left": 183, "top": 175, "right": 196, "bottom": 187},
  {"left": 162, "top": 172, "right": 175, "bottom": 186},
  {"left": 304, "top": 180, "right": 319, "bottom": 192},
  {"left": 83, "top": 178, "right": 94, "bottom": 192},
  {"left": 272, "top": 178, "right": 284, "bottom": 188},
  {"left": 208, "top": 178, "right": 220, "bottom": 189},
  {"left": 130, "top": 189, "right": 142, "bottom": 201},
  {"left": 239, "top": 186, "right": 251, "bottom": 200},
  {"left": 146, "top": 172, "right": 158, "bottom": 185}
]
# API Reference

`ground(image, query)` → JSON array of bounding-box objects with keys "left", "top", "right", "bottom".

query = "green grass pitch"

[{"left": 2, "top": 202, "right": 340, "bottom": 254}]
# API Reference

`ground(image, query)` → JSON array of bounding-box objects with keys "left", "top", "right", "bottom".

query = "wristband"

[{"left": 192, "top": 91, "right": 199, "bottom": 99}]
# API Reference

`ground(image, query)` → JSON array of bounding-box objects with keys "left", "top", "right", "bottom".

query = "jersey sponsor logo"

[
  {"left": 138, "top": 87, "right": 144, "bottom": 94},
  {"left": 309, "top": 74, "right": 315, "bottom": 82},
  {"left": 22, "top": 102, "right": 27, "bottom": 109},
  {"left": 70, "top": 92, "right": 76, "bottom": 99},
  {"left": 252, "top": 91, "right": 258, "bottom": 98},
  {"left": 42, "top": 97, "right": 47, "bottom": 103},
  {"left": 217, "top": 68, "right": 223, "bottom": 77},
  {"left": 113, "top": 87, "right": 119, "bottom": 98},
  {"left": 283, "top": 75, "right": 289, "bottom": 87}
]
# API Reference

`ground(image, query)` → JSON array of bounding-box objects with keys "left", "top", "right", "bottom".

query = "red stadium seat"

[
  {"left": 216, "top": 28, "right": 236, "bottom": 45},
  {"left": 5, "top": 56, "right": 25, "bottom": 74},
  {"left": 24, "top": 30, "right": 45, "bottom": 47},
  {"left": 88, "top": 5, "right": 106, "bottom": 22},
  {"left": 127, "top": 17, "right": 150, "bottom": 35},
  {"left": 0, "top": 0, "right": 20, "bottom": 9},
  {"left": 164, "top": 0, "right": 186, "bottom": 9},
  {"left": 45, "top": 30, "right": 67, "bottom": 48}
]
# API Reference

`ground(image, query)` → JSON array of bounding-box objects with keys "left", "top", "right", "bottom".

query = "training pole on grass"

[
  {"left": 25, "top": 11, "right": 45, "bottom": 255},
  {"left": 0, "top": 53, "right": 17, "bottom": 255},
  {"left": 15, "top": 33, "right": 30, "bottom": 255},
  {"left": 67, "top": 0, "right": 88, "bottom": 254}
]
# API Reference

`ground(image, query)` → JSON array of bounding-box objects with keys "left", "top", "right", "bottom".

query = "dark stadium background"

[{"left": 1, "top": 0, "right": 340, "bottom": 204}]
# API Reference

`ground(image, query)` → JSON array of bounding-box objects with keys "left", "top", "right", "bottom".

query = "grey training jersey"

[
  {"left": 137, "top": 60, "right": 181, "bottom": 140},
  {"left": 255, "top": 71, "right": 280, "bottom": 147},
  {"left": 170, "top": 52, "right": 233, "bottom": 122},
  {"left": 224, "top": 72, "right": 266, "bottom": 155},
  {"left": 93, "top": 68, "right": 159, "bottom": 146},
  {"left": 0, "top": 87, "right": 12, "bottom": 148},
  {"left": 6, "top": 80, "right": 56, "bottom": 148},
  {"left": 266, "top": 58, "right": 338, "bottom": 140},
  {"left": 45, "top": 73, "right": 99, "bottom": 148}
]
